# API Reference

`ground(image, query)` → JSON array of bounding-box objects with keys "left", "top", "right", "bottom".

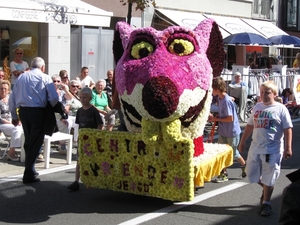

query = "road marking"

[
  {"left": 0, "top": 164, "right": 76, "bottom": 184},
  {"left": 118, "top": 182, "right": 248, "bottom": 225}
]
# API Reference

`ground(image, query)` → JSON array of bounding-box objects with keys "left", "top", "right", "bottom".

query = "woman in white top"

[
  {"left": 10, "top": 47, "right": 29, "bottom": 90},
  {"left": 0, "top": 80, "right": 23, "bottom": 161}
]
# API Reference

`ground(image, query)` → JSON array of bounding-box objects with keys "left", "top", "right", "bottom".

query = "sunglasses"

[
  {"left": 72, "top": 85, "right": 79, "bottom": 88},
  {"left": 62, "top": 76, "right": 68, "bottom": 79},
  {"left": 53, "top": 80, "right": 60, "bottom": 83},
  {"left": 16, "top": 53, "right": 23, "bottom": 55}
]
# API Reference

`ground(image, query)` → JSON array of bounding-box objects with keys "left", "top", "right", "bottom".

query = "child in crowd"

[
  {"left": 239, "top": 80, "right": 293, "bottom": 217},
  {"left": 68, "top": 87, "right": 103, "bottom": 191},
  {"left": 208, "top": 77, "right": 247, "bottom": 183},
  {"left": 275, "top": 96, "right": 283, "bottom": 104}
]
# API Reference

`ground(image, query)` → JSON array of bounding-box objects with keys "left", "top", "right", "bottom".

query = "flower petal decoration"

[
  {"left": 113, "top": 19, "right": 224, "bottom": 152},
  {"left": 79, "top": 129, "right": 233, "bottom": 201},
  {"left": 79, "top": 19, "right": 233, "bottom": 202}
]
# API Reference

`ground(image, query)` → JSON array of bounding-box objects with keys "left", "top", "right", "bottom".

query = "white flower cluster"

[
  {"left": 121, "top": 83, "right": 212, "bottom": 141},
  {"left": 192, "top": 143, "right": 232, "bottom": 166},
  {"left": 181, "top": 90, "right": 212, "bottom": 139}
]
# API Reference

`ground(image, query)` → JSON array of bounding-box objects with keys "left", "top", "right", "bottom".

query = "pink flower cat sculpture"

[{"left": 113, "top": 19, "right": 224, "bottom": 156}]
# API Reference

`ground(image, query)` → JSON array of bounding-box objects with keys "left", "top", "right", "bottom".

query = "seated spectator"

[
  {"left": 0, "top": 80, "right": 23, "bottom": 161},
  {"left": 67, "top": 80, "right": 82, "bottom": 146},
  {"left": 231, "top": 72, "right": 247, "bottom": 88},
  {"left": 104, "top": 70, "right": 113, "bottom": 108},
  {"left": 228, "top": 72, "right": 248, "bottom": 121},
  {"left": 91, "top": 79, "right": 116, "bottom": 131},
  {"left": 59, "top": 69, "right": 70, "bottom": 86},
  {"left": 281, "top": 88, "right": 300, "bottom": 117},
  {"left": 275, "top": 96, "right": 283, "bottom": 104},
  {"left": 75, "top": 67, "right": 95, "bottom": 89},
  {"left": 52, "top": 75, "right": 73, "bottom": 154},
  {"left": 0, "top": 70, "right": 5, "bottom": 80},
  {"left": 104, "top": 70, "right": 113, "bottom": 97},
  {"left": 281, "top": 88, "right": 293, "bottom": 106}
]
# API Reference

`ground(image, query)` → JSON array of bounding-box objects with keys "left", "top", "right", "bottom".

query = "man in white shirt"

[{"left": 76, "top": 66, "right": 95, "bottom": 89}]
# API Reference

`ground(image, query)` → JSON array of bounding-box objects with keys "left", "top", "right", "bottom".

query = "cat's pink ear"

[
  {"left": 113, "top": 21, "right": 133, "bottom": 64},
  {"left": 194, "top": 19, "right": 225, "bottom": 77}
]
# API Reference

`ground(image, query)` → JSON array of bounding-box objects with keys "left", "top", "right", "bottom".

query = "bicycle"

[{"left": 243, "top": 94, "right": 257, "bottom": 123}]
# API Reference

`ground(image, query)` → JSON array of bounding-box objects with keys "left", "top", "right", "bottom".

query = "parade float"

[{"left": 79, "top": 18, "right": 233, "bottom": 201}]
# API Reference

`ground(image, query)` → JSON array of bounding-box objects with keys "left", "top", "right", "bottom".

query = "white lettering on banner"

[{"left": 12, "top": 10, "right": 38, "bottom": 20}]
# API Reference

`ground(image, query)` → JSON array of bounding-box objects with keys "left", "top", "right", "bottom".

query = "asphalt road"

[{"left": 1, "top": 121, "right": 300, "bottom": 225}]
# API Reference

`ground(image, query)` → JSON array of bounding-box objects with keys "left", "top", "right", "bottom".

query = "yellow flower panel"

[{"left": 79, "top": 128, "right": 195, "bottom": 202}]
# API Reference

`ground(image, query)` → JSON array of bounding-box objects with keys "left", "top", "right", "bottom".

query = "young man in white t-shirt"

[
  {"left": 75, "top": 66, "right": 95, "bottom": 89},
  {"left": 239, "top": 80, "right": 293, "bottom": 217}
]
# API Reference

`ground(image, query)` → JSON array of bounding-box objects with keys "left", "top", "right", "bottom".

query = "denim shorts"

[{"left": 218, "top": 135, "right": 241, "bottom": 159}]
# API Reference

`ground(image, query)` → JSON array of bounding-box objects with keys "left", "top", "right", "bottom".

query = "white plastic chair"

[{"left": 0, "top": 132, "right": 11, "bottom": 159}]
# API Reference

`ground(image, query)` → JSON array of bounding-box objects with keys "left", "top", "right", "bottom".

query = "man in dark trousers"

[
  {"left": 9, "top": 57, "right": 58, "bottom": 184},
  {"left": 279, "top": 169, "right": 300, "bottom": 224}
]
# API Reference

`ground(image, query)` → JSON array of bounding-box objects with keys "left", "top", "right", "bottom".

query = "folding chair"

[{"left": 0, "top": 131, "right": 11, "bottom": 160}]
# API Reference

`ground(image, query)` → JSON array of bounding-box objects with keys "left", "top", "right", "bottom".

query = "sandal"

[{"left": 7, "top": 154, "right": 20, "bottom": 162}]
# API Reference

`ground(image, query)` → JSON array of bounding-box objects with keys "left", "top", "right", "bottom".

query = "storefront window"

[
  {"left": 0, "top": 21, "right": 38, "bottom": 79},
  {"left": 287, "top": 0, "right": 297, "bottom": 28},
  {"left": 0, "top": 28, "right": 10, "bottom": 61},
  {"left": 252, "top": 0, "right": 273, "bottom": 19},
  {"left": 283, "top": 0, "right": 300, "bottom": 31}
]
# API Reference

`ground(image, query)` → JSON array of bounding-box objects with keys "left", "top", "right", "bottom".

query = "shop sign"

[{"left": 12, "top": 10, "right": 39, "bottom": 20}]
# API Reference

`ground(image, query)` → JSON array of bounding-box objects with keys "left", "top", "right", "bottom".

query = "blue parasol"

[
  {"left": 223, "top": 32, "right": 271, "bottom": 45},
  {"left": 268, "top": 34, "right": 300, "bottom": 46}
]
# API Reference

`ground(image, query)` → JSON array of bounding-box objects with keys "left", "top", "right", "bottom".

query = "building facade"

[
  {"left": 0, "top": 0, "right": 113, "bottom": 81},
  {"left": 85, "top": 0, "right": 295, "bottom": 68},
  {"left": 2, "top": 0, "right": 298, "bottom": 81}
]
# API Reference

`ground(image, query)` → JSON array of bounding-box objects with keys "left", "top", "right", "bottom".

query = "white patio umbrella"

[{"left": 12, "top": 37, "right": 34, "bottom": 50}]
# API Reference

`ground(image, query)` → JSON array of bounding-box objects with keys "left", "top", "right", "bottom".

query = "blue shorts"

[{"left": 218, "top": 135, "right": 241, "bottom": 159}]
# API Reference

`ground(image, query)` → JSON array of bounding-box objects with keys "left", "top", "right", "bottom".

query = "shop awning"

[
  {"left": 241, "top": 18, "right": 288, "bottom": 38},
  {"left": 155, "top": 9, "right": 230, "bottom": 38},
  {"left": 0, "top": 0, "right": 113, "bottom": 27},
  {"left": 204, "top": 14, "right": 262, "bottom": 36},
  {"left": 155, "top": 8, "right": 288, "bottom": 40}
]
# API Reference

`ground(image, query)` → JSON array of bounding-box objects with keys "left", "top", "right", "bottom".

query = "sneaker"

[
  {"left": 212, "top": 174, "right": 228, "bottom": 183},
  {"left": 241, "top": 164, "right": 247, "bottom": 178},
  {"left": 37, "top": 153, "right": 44, "bottom": 161},
  {"left": 68, "top": 181, "right": 79, "bottom": 191},
  {"left": 258, "top": 203, "right": 272, "bottom": 216}
]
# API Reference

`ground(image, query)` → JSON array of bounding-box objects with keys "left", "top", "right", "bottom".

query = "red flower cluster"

[
  {"left": 142, "top": 76, "right": 179, "bottom": 119},
  {"left": 206, "top": 22, "right": 225, "bottom": 77}
]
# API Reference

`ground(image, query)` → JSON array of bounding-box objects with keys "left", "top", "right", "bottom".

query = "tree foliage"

[
  {"left": 120, "top": 0, "right": 156, "bottom": 11},
  {"left": 119, "top": 0, "right": 156, "bottom": 25}
]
